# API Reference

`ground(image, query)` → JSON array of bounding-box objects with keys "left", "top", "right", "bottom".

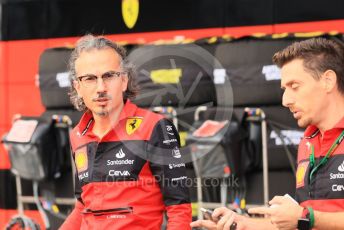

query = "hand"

[
  {"left": 212, "top": 207, "right": 238, "bottom": 230},
  {"left": 190, "top": 219, "right": 216, "bottom": 230},
  {"left": 190, "top": 207, "right": 237, "bottom": 230},
  {"left": 248, "top": 196, "right": 303, "bottom": 230}
]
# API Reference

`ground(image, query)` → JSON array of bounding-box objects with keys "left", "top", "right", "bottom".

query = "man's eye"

[
  {"left": 103, "top": 72, "right": 116, "bottom": 80},
  {"left": 291, "top": 83, "right": 299, "bottom": 89},
  {"left": 84, "top": 76, "right": 97, "bottom": 82}
]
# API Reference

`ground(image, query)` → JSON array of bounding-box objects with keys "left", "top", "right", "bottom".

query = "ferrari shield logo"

[
  {"left": 75, "top": 147, "right": 88, "bottom": 173},
  {"left": 296, "top": 161, "right": 309, "bottom": 188},
  {"left": 126, "top": 117, "right": 143, "bottom": 135},
  {"left": 122, "top": 0, "right": 139, "bottom": 29}
]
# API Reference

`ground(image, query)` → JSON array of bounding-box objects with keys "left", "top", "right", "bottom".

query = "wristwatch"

[{"left": 297, "top": 207, "right": 311, "bottom": 230}]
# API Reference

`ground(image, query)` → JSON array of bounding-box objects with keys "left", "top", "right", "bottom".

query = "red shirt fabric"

[
  {"left": 60, "top": 100, "right": 191, "bottom": 229},
  {"left": 295, "top": 117, "right": 344, "bottom": 212}
]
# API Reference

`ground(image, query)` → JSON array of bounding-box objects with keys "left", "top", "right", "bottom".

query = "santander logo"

[
  {"left": 116, "top": 149, "right": 126, "bottom": 159},
  {"left": 338, "top": 161, "right": 344, "bottom": 172}
]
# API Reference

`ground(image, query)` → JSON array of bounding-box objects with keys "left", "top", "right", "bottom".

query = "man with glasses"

[
  {"left": 191, "top": 38, "right": 344, "bottom": 230},
  {"left": 60, "top": 34, "right": 191, "bottom": 229}
]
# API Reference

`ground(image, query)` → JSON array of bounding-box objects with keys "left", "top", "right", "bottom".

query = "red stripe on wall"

[{"left": 274, "top": 19, "right": 344, "bottom": 34}]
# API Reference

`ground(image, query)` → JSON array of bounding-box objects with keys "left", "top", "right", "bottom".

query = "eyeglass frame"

[{"left": 76, "top": 70, "right": 127, "bottom": 87}]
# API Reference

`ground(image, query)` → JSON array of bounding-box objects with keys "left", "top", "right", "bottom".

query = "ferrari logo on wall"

[
  {"left": 126, "top": 117, "right": 143, "bottom": 135},
  {"left": 122, "top": 0, "right": 139, "bottom": 29}
]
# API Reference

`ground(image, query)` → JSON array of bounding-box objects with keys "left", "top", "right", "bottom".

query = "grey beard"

[{"left": 94, "top": 110, "right": 109, "bottom": 117}]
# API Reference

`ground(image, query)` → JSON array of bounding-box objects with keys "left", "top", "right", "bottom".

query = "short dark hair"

[
  {"left": 68, "top": 34, "right": 139, "bottom": 111},
  {"left": 273, "top": 37, "right": 344, "bottom": 94}
]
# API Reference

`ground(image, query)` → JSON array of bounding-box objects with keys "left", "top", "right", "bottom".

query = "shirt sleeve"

[
  {"left": 59, "top": 199, "right": 83, "bottom": 229},
  {"left": 60, "top": 146, "right": 84, "bottom": 229},
  {"left": 147, "top": 118, "right": 192, "bottom": 229}
]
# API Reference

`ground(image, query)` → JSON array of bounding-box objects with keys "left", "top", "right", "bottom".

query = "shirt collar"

[
  {"left": 304, "top": 116, "right": 344, "bottom": 138},
  {"left": 76, "top": 99, "right": 138, "bottom": 135},
  {"left": 118, "top": 99, "right": 137, "bottom": 121}
]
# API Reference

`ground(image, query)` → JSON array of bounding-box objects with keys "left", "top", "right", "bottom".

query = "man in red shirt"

[
  {"left": 60, "top": 34, "right": 191, "bottom": 229},
  {"left": 191, "top": 38, "right": 344, "bottom": 229}
]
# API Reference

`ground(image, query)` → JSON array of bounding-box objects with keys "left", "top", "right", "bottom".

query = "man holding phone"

[{"left": 191, "top": 38, "right": 344, "bottom": 229}]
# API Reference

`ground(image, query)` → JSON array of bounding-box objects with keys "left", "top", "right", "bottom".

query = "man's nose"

[
  {"left": 95, "top": 77, "right": 107, "bottom": 92},
  {"left": 282, "top": 90, "right": 294, "bottom": 108}
]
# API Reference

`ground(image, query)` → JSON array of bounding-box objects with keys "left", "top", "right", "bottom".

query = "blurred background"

[{"left": 0, "top": 0, "right": 344, "bottom": 229}]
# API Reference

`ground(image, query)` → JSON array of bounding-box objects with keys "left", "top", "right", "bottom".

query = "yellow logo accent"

[
  {"left": 150, "top": 69, "right": 182, "bottom": 84},
  {"left": 294, "top": 32, "right": 324, "bottom": 38},
  {"left": 122, "top": 0, "right": 139, "bottom": 29},
  {"left": 179, "top": 131, "right": 187, "bottom": 147},
  {"left": 126, "top": 117, "right": 143, "bottom": 135},
  {"left": 75, "top": 150, "right": 88, "bottom": 172},
  {"left": 296, "top": 162, "right": 309, "bottom": 188},
  {"left": 296, "top": 166, "right": 305, "bottom": 185}
]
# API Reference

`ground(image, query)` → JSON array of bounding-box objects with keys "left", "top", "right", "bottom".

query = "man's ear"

[
  {"left": 322, "top": 70, "right": 337, "bottom": 93},
  {"left": 122, "top": 75, "right": 129, "bottom": 92}
]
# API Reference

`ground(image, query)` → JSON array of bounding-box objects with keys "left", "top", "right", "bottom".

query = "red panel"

[
  {"left": 273, "top": 19, "right": 344, "bottom": 34},
  {"left": 7, "top": 39, "right": 48, "bottom": 84},
  {"left": 224, "top": 25, "right": 273, "bottom": 37},
  {"left": 0, "top": 84, "right": 7, "bottom": 126},
  {"left": 46, "top": 28, "right": 225, "bottom": 47},
  {"left": 8, "top": 84, "right": 44, "bottom": 119},
  {"left": 43, "top": 20, "right": 344, "bottom": 47},
  {"left": 46, "top": 36, "right": 79, "bottom": 48},
  {"left": 0, "top": 42, "right": 8, "bottom": 84},
  {"left": 223, "top": 19, "right": 344, "bottom": 38},
  {"left": 0, "top": 42, "right": 9, "bottom": 127},
  {"left": 0, "top": 209, "right": 45, "bottom": 229},
  {"left": 0, "top": 125, "right": 11, "bottom": 170},
  {"left": 0, "top": 144, "right": 10, "bottom": 170}
]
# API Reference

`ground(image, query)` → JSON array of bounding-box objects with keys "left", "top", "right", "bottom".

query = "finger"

[
  {"left": 190, "top": 219, "right": 216, "bottom": 229},
  {"left": 269, "top": 196, "right": 284, "bottom": 205},
  {"left": 213, "top": 207, "right": 231, "bottom": 219},
  {"left": 223, "top": 214, "right": 235, "bottom": 230},
  {"left": 248, "top": 207, "right": 272, "bottom": 215},
  {"left": 216, "top": 213, "right": 232, "bottom": 230},
  {"left": 12, "top": 114, "right": 22, "bottom": 124}
]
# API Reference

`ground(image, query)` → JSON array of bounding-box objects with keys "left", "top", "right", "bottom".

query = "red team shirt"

[
  {"left": 296, "top": 117, "right": 344, "bottom": 212},
  {"left": 61, "top": 100, "right": 191, "bottom": 229}
]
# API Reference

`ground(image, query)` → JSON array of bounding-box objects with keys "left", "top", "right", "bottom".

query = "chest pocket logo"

[
  {"left": 296, "top": 161, "right": 309, "bottom": 188},
  {"left": 126, "top": 117, "right": 143, "bottom": 135},
  {"left": 75, "top": 147, "right": 88, "bottom": 173}
]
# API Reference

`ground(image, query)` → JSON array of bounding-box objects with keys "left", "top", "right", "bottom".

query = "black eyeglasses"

[{"left": 77, "top": 70, "right": 127, "bottom": 88}]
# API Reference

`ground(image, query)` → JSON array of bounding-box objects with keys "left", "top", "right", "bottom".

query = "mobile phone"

[{"left": 200, "top": 208, "right": 214, "bottom": 221}]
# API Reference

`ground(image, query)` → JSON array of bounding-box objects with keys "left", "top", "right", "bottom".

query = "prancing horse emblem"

[{"left": 126, "top": 117, "right": 143, "bottom": 135}]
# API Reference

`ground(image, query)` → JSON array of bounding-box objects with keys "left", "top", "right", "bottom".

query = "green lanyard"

[{"left": 309, "top": 130, "right": 344, "bottom": 183}]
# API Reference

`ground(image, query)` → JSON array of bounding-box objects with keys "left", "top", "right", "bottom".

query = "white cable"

[{"left": 33, "top": 181, "right": 50, "bottom": 229}]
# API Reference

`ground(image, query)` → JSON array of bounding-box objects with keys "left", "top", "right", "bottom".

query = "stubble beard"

[
  {"left": 95, "top": 111, "right": 109, "bottom": 117},
  {"left": 93, "top": 106, "right": 110, "bottom": 117},
  {"left": 297, "top": 117, "right": 311, "bottom": 129}
]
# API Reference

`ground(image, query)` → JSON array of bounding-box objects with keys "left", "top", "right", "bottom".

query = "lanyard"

[{"left": 309, "top": 130, "right": 344, "bottom": 183}]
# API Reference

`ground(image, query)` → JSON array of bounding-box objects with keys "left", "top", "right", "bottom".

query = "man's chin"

[
  {"left": 297, "top": 118, "right": 310, "bottom": 128},
  {"left": 93, "top": 109, "right": 110, "bottom": 117}
]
